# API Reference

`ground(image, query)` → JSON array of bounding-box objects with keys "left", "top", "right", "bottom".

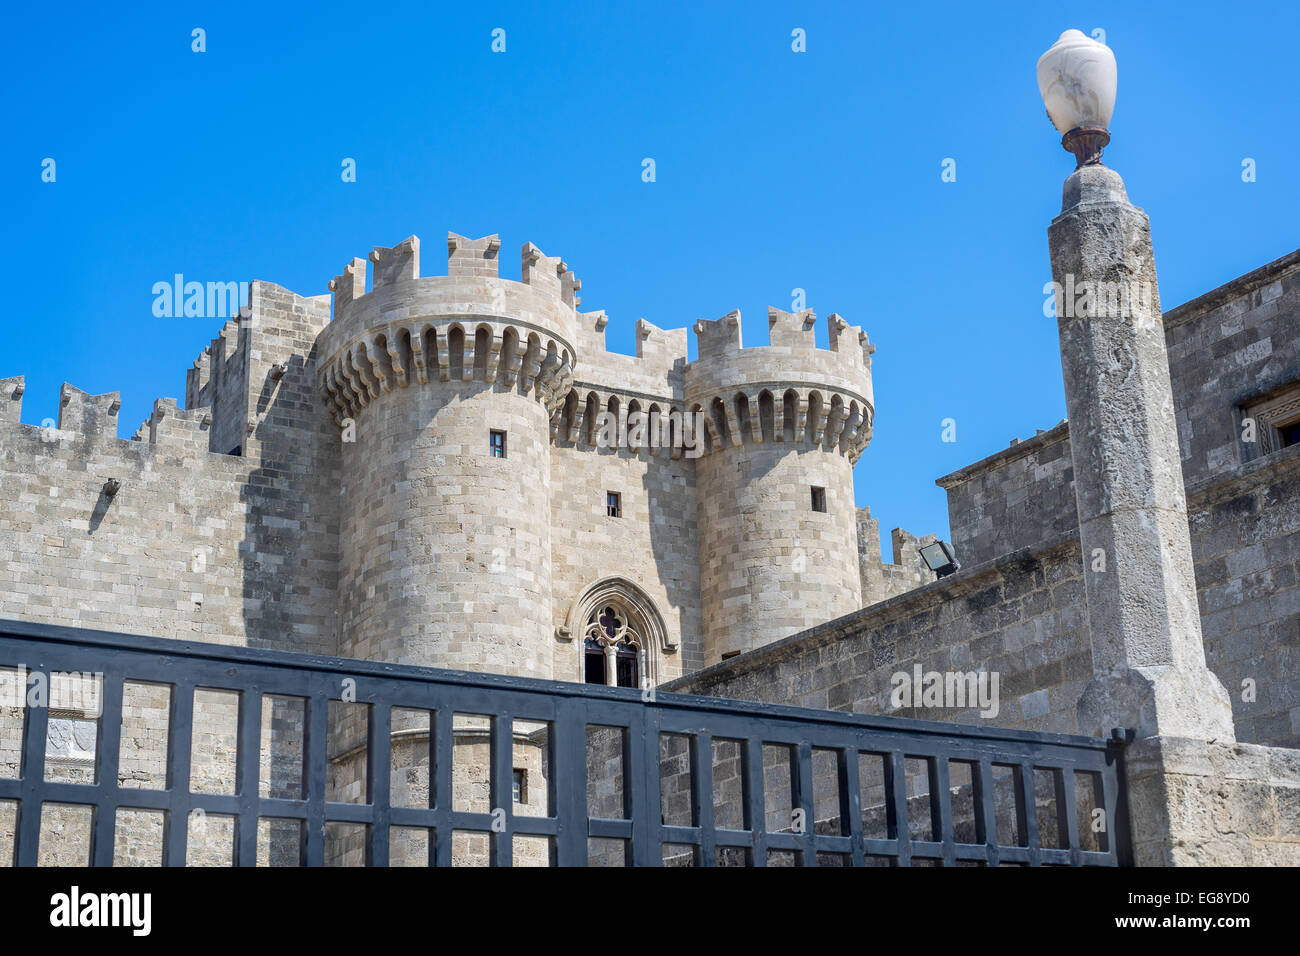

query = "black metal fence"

[{"left": 0, "top": 620, "right": 1129, "bottom": 866}]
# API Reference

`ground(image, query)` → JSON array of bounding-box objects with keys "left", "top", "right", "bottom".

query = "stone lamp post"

[{"left": 1038, "top": 30, "right": 1237, "bottom": 744}]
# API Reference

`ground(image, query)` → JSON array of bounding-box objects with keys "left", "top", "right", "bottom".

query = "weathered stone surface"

[
  {"left": 667, "top": 535, "right": 1093, "bottom": 735},
  {"left": 1123, "top": 736, "right": 1300, "bottom": 865},
  {"left": 1049, "top": 165, "right": 1233, "bottom": 741}
]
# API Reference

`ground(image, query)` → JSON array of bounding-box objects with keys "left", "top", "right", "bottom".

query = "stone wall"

[
  {"left": 0, "top": 409, "right": 261, "bottom": 644},
  {"left": 1190, "top": 449, "right": 1300, "bottom": 749},
  {"left": 696, "top": 443, "right": 863, "bottom": 664},
  {"left": 937, "top": 422, "right": 1075, "bottom": 569},
  {"left": 856, "top": 509, "right": 934, "bottom": 606},
  {"left": 667, "top": 534, "right": 1093, "bottom": 736},
  {"left": 549, "top": 438, "right": 700, "bottom": 681},
  {"left": 193, "top": 315, "right": 247, "bottom": 459},
  {"left": 234, "top": 283, "right": 340, "bottom": 655},
  {"left": 1124, "top": 736, "right": 1300, "bottom": 865},
  {"left": 669, "top": 474, "right": 1300, "bottom": 753},
  {"left": 0, "top": 283, "right": 339, "bottom": 655},
  {"left": 936, "top": 251, "right": 1299, "bottom": 571},
  {"left": 1164, "top": 250, "right": 1300, "bottom": 486}
]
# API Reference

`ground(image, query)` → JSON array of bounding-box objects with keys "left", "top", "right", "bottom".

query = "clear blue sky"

[{"left": 3, "top": 1, "right": 1295, "bottom": 557}]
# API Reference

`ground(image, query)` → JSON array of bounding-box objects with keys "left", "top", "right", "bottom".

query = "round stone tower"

[
  {"left": 316, "top": 233, "right": 577, "bottom": 680},
  {"left": 686, "top": 307, "right": 874, "bottom": 664}
]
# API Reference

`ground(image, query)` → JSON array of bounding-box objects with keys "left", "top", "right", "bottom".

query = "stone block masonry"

[
  {"left": 667, "top": 534, "right": 1094, "bottom": 735},
  {"left": 0, "top": 228, "right": 902, "bottom": 691},
  {"left": 0, "top": 280, "right": 339, "bottom": 654}
]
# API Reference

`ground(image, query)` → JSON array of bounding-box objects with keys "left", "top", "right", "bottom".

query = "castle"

[
  {"left": 1, "top": 223, "right": 1298, "bottom": 866},
  {"left": 0, "top": 231, "right": 932, "bottom": 685},
  {"left": 5, "top": 17, "right": 1300, "bottom": 868}
]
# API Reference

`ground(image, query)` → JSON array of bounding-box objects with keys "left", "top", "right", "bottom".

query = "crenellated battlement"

[
  {"left": 767, "top": 306, "right": 818, "bottom": 349},
  {"left": 635, "top": 318, "right": 687, "bottom": 371},
  {"left": 683, "top": 309, "right": 875, "bottom": 463},
  {"left": 0, "top": 376, "right": 225, "bottom": 462},
  {"left": 311, "top": 232, "right": 877, "bottom": 462},
  {"left": 520, "top": 242, "right": 567, "bottom": 300},
  {"left": 186, "top": 346, "right": 212, "bottom": 409},
  {"left": 693, "top": 307, "right": 875, "bottom": 376},
  {"left": 316, "top": 232, "right": 583, "bottom": 427},
  {"left": 328, "top": 258, "right": 367, "bottom": 313},
  {"left": 694, "top": 309, "right": 743, "bottom": 356},
  {"left": 186, "top": 310, "right": 248, "bottom": 412},
  {"left": 561, "top": 313, "right": 690, "bottom": 427},
  {"left": 325, "top": 232, "right": 582, "bottom": 328},
  {"left": 369, "top": 235, "right": 420, "bottom": 288}
]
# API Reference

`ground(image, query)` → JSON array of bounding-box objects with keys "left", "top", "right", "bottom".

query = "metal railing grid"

[{"left": 0, "top": 620, "right": 1129, "bottom": 866}]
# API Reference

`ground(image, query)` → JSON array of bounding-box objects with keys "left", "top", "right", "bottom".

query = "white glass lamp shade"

[{"left": 1036, "top": 29, "right": 1117, "bottom": 133}]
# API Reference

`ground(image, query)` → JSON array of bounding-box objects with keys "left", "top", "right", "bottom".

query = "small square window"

[
  {"left": 606, "top": 492, "right": 621, "bottom": 518},
  {"left": 513, "top": 769, "right": 527, "bottom": 804},
  {"left": 811, "top": 486, "right": 826, "bottom": 513},
  {"left": 490, "top": 430, "right": 507, "bottom": 459},
  {"left": 1242, "top": 384, "right": 1300, "bottom": 461}
]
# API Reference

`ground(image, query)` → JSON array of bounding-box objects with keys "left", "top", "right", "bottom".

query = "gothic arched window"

[
  {"left": 562, "top": 577, "right": 675, "bottom": 689},
  {"left": 583, "top": 604, "right": 646, "bottom": 689}
]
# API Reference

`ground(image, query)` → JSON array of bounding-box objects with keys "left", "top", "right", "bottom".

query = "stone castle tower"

[
  {"left": 319, "top": 234, "right": 574, "bottom": 679},
  {"left": 687, "top": 307, "right": 874, "bottom": 660}
]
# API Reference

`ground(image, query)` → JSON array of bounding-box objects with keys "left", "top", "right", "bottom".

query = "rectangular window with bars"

[
  {"left": 490, "top": 430, "right": 507, "bottom": 459},
  {"left": 606, "top": 492, "right": 621, "bottom": 518}
]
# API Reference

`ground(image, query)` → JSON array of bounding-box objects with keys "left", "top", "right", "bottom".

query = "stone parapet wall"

[
  {"left": 938, "top": 421, "right": 1075, "bottom": 569},
  {"left": 1123, "top": 736, "right": 1300, "bottom": 865},
  {"left": 668, "top": 534, "right": 1094, "bottom": 735}
]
